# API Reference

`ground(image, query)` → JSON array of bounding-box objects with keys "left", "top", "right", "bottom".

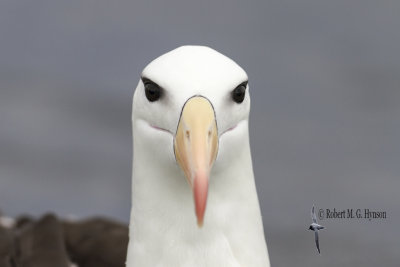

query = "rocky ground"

[{"left": 0, "top": 214, "right": 128, "bottom": 267}]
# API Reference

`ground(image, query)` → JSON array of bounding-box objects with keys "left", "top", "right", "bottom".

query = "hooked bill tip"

[
  {"left": 197, "top": 218, "right": 204, "bottom": 228},
  {"left": 193, "top": 172, "right": 208, "bottom": 228}
]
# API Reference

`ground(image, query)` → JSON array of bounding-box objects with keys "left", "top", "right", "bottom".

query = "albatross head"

[
  {"left": 129, "top": 46, "right": 270, "bottom": 267},
  {"left": 132, "top": 46, "right": 250, "bottom": 227}
]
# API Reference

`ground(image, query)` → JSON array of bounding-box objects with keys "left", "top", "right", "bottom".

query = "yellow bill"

[{"left": 174, "top": 96, "right": 218, "bottom": 227}]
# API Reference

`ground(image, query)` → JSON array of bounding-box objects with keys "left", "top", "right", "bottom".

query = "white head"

[
  {"left": 132, "top": 45, "right": 250, "bottom": 226},
  {"left": 129, "top": 46, "right": 270, "bottom": 267}
]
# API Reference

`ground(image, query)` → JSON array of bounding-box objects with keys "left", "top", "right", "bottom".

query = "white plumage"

[{"left": 126, "top": 46, "right": 270, "bottom": 267}]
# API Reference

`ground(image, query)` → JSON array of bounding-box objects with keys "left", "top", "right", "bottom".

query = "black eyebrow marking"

[
  {"left": 237, "top": 80, "right": 248, "bottom": 88},
  {"left": 141, "top": 77, "right": 158, "bottom": 85}
]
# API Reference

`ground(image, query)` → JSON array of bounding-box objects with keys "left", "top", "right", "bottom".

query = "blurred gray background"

[{"left": 0, "top": 0, "right": 399, "bottom": 266}]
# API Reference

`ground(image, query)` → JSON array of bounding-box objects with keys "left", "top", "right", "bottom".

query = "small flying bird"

[{"left": 308, "top": 205, "right": 325, "bottom": 254}]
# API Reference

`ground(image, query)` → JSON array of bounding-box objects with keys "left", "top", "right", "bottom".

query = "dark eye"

[
  {"left": 232, "top": 82, "right": 247, "bottom": 103},
  {"left": 142, "top": 78, "right": 162, "bottom": 102}
]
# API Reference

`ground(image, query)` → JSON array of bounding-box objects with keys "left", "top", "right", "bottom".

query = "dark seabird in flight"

[{"left": 308, "top": 205, "right": 325, "bottom": 254}]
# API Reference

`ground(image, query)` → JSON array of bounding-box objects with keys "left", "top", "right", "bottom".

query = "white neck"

[{"left": 126, "top": 121, "right": 270, "bottom": 267}]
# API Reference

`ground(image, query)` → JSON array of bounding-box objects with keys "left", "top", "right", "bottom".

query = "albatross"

[{"left": 126, "top": 46, "right": 270, "bottom": 267}]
